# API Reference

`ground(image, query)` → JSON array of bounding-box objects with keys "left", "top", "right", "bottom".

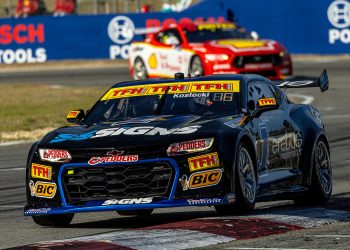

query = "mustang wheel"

[
  {"left": 117, "top": 209, "right": 153, "bottom": 216},
  {"left": 216, "top": 143, "right": 256, "bottom": 214},
  {"left": 294, "top": 137, "right": 332, "bottom": 205},
  {"left": 133, "top": 57, "right": 148, "bottom": 80},
  {"left": 32, "top": 213, "right": 74, "bottom": 227},
  {"left": 190, "top": 56, "right": 204, "bottom": 76}
]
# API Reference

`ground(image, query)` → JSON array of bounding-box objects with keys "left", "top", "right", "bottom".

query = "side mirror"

[
  {"left": 257, "top": 98, "right": 278, "bottom": 108},
  {"left": 66, "top": 109, "right": 85, "bottom": 124}
]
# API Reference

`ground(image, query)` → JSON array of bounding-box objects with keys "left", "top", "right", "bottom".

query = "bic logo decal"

[
  {"left": 31, "top": 163, "right": 52, "bottom": 180},
  {"left": 179, "top": 169, "right": 222, "bottom": 190},
  {"left": 188, "top": 152, "right": 220, "bottom": 172},
  {"left": 258, "top": 98, "right": 276, "bottom": 107},
  {"left": 29, "top": 180, "right": 57, "bottom": 198},
  {"left": 328, "top": 0, "right": 350, "bottom": 44}
]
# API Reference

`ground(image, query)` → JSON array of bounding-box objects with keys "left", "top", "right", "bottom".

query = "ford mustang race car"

[
  {"left": 129, "top": 22, "right": 292, "bottom": 80},
  {"left": 25, "top": 71, "right": 331, "bottom": 226}
]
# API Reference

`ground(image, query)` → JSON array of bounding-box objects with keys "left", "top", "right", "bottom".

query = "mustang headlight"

[
  {"left": 39, "top": 149, "right": 72, "bottom": 163},
  {"left": 205, "top": 54, "right": 229, "bottom": 61},
  {"left": 167, "top": 138, "right": 214, "bottom": 156}
]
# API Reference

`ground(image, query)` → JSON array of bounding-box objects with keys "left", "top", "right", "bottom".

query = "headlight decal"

[{"left": 39, "top": 149, "right": 72, "bottom": 163}]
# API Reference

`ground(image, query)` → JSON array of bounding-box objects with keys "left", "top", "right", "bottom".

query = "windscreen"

[
  {"left": 84, "top": 81, "right": 241, "bottom": 125},
  {"left": 184, "top": 23, "right": 252, "bottom": 43}
]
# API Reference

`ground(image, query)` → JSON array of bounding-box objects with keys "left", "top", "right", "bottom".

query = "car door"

[{"left": 247, "top": 81, "right": 293, "bottom": 178}]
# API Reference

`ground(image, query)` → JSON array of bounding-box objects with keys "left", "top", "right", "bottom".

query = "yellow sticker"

[
  {"left": 31, "top": 163, "right": 52, "bottom": 180},
  {"left": 148, "top": 53, "right": 157, "bottom": 69},
  {"left": 67, "top": 111, "right": 80, "bottom": 119},
  {"left": 101, "top": 81, "right": 240, "bottom": 101},
  {"left": 258, "top": 98, "right": 277, "bottom": 107},
  {"left": 29, "top": 181, "right": 57, "bottom": 199},
  {"left": 217, "top": 39, "right": 266, "bottom": 48},
  {"left": 188, "top": 152, "right": 220, "bottom": 172},
  {"left": 197, "top": 23, "right": 236, "bottom": 31},
  {"left": 188, "top": 169, "right": 222, "bottom": 189}
]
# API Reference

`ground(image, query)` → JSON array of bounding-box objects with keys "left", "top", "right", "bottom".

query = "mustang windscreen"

[{"left": 84, "top": 92, "right": 241, "bottom": 124}]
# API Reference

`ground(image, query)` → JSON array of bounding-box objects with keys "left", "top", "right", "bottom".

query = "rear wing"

[{"left": 276, "top": 69, "right": 329, "bottom": 92}]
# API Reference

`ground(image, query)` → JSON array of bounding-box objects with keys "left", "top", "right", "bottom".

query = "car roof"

[{"left": 112, "top": 74, "right": 269, "bottom": 88}]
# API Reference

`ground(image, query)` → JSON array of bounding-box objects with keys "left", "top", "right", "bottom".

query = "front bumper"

[{"left": 25, "top": 158, "right": 234, "bottom": 216}]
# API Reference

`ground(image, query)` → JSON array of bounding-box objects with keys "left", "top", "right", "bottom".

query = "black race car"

[{"left": 25, "top": 71, "right": 332, "bottom": 226}]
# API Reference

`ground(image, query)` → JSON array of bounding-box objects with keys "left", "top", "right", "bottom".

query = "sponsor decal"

[
  {"left": 31, "top": 163, "right": 52, "bottom": 180},
  {"left": 197, "top": 23, "right": 236, "bottom": 31},
  {"left": 328, "top": 0, "right": 350, "bottom": 44},
  {"left": 25, "top": 208, "right": 51, "bottom": 214},
  {"left": 272, "top": 132, "right": 302, "bottom": 160},
  {"left": 50, "top": 130, "right": 97, "bottom": 143},
  {"left": 67, "top": 111, "right": 80, "bottom": 119},
  {"left": 258, "top": 98, "right": 277, "bottom": 107},
  {"left": 224, "top": 115, "right": 246, "bottom": 128},
  {"left": 101, "top": 81, "right": 240, "bottom": 100},
  {"left": 173, "top": 92, "right": 209, "bottom": 98},
  {"left": 102, "top": 197, "right": 153, "bottom": 205},
  {"left": 180, "top": 169, "right": 222, "bottom": 190},
  {"left": 50, "top": 126, "right": 201, "bottom": 143},
  {"left": 92, "top": 126, "right": 201, "bottom": 138},
  {"left": 88, "top": 154, "right": 138, "bottom": 165},
  {"left": 148, "top": 53, "right": 157, "bottom": 69},
  {"left": 39, "top": 149, "right": 72, "bottom": 162},
  {"left": 167, "top": 138, "right": 213, "bottom": 156},
  {"left": 187, "top": 198, "right": 222, "bottom": 205},
  {"left": 188, "top": 152, "right": 220, "bottom": 172},
  {"left": 29, "top": 180, "right": 57, "bottom": 199}
]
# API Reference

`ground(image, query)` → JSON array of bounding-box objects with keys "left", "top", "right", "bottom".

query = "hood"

[
  {"left": 39, "top": 115, "right": 243, "bottom": 149},
  {"left": 190, "top": 39, "right": 281, "bottom": 54}
]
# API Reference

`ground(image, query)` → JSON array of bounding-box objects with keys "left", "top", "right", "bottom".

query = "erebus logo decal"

[
  {"left": 271, "top": 132, "right": 303, "bottom": 160},
  {"left": 108, "top": 16, "right": 135, "bottom": 59},
  {"left": 102, "top": 197, "right": 153, "bottom": 205},
  {"left": 328, "top": 0, "right": 350, "bottom": 44}
]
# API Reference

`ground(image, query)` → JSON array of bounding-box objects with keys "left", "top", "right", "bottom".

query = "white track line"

[
  {"left": 0, "top": 168, "right": 25, "bottom": 172},
  {"left": 225, "top": 248, "right": 323, "bottom": 250},
  {"left": 323, "top": 114, "right": 350, "bottom": 119},
  {"left": 0, "top": 205, "right": 24, "bottom": 208},
  {"left": 308, "top": 235, "right": 350, "bottom": 238}
]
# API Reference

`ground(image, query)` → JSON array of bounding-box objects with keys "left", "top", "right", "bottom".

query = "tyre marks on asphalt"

[{"left": 12, "top": 207, "right": 350, "bottom": 250}]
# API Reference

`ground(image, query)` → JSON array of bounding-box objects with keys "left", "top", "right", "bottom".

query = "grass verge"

[{"left": 0, "top": 84, "right": 106, "bottom": 142}]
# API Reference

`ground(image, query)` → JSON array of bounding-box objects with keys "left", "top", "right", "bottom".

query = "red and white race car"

[{"left": 129, "top": 22, "right": 292, "bottom": 80}]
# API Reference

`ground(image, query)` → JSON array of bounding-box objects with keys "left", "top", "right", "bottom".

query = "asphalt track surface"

[{"left": 0, "top": 58, "right": 350, "bottom": 249}]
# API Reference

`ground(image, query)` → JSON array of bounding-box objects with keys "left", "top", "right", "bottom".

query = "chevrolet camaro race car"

[
  {"left": 25, "top": 71, "right": 331, "bottom": 226},
  {"left": 129, "top": 22, "right": 292, "bottom": 80}
]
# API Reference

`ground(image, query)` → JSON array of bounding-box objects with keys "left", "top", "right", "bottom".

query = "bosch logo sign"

[
  {"left": 328, "top": 0, "right": 350, "bottom": 44},
  {"left": 108, "top": 16, "right": 135, "bottom": 44},
  {"left": 108, "top": 16, "right": 134, "bottom": 60}
]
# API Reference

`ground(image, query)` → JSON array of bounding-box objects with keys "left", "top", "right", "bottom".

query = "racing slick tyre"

[
  {"left": 32, "top": 213, "right": 74, "bottom": 227},
  {"left": 294, "top": 137, "right": 332, "bottom": 205},
  {"left": 215, "top": 143, "right": 257, "bottom": 215},
  {"left": 190, "top": 56, "right": 204, "bottom": 76},
  {"left": 117, "top": 209, "right": 153, "bottom": 216},
  {"left": 133, "top": 57, "right": 148, "bottom": 80}
]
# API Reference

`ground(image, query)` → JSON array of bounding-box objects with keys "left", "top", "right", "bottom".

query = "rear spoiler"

[{"left": 276, "top": 69, "right": 329, "bottom": 92}]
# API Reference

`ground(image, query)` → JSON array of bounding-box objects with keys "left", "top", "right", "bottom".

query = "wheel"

[
  {"left": 117, "top": 209, "right": 153, "bottom": 216},
  {"left": 133, "top": 57, "right": 148, "bottom": 80},
  {"left": 190, "top": 56, "right": 204, "bottom": 76},
  {"left": 215, "top": 143, "right": 257, "bottom": 215},
  {"left": 294, "top": 137, "right": 332, "bottom": 205},
  {"left": 32, "top": 213, "right": 74, "bottom": 227}
]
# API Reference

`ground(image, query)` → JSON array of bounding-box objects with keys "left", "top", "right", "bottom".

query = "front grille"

[
  {"left": 233, "top": 54, "right": 281, "bottom": 68},
  {"left": 62, "top": 162, "right": 173, "bottom": 204}
]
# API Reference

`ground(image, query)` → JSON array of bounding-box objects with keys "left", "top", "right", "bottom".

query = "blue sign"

[{"left": 0, "top": 0, "right": 348, "bottom": 64}]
